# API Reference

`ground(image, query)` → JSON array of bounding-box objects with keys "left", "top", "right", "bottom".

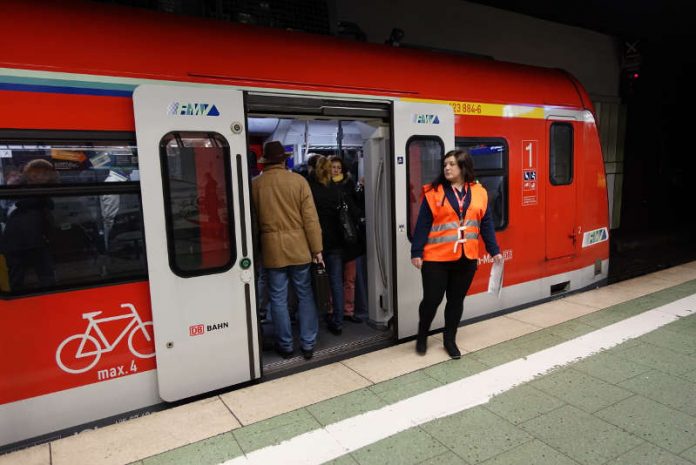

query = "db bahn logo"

[
  {"left": 189, "top": 322, "right": 229, "bottom": 336},
  {"left": 189, "top": 324, "right": 205, "bottom": 336}
]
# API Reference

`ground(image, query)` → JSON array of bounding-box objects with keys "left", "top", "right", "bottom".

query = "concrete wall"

[{"left": 335, "top": 0, "right": 621, "bottom": 100}]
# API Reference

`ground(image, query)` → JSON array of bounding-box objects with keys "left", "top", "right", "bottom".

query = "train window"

[
  {"left": 160, "top": 132, "right": 236, "bottom": 277},
  {"left": 0, "top": 193, "right": 146, "bottom": 295},
  {"left": 456, "top": 139, "right": 509, "bottom": 230},
  {"left": 0, "top": 132, "right": 146, "bottom": 297},
  {"left": 0, "top": 142, "right": 139, "bottom": 186},
  {"left": 406, "top": 136, "right": 445, "bottom": 238},
  {"left": 550, "top": 123, "right": 573, "bottom": 185}
]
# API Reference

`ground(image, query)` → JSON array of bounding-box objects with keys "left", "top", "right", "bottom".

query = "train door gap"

[{"left": 245, "top": 97, "right": 395, "bottom": 374}]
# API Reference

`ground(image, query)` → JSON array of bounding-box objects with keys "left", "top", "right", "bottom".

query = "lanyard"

[{"left": 451, "top": 185, "right": 468, "bottom": 222}]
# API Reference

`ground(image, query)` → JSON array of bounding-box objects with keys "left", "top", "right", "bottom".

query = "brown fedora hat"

[{"left": 259, "top": 141, "right": 290, "bottom": 164}]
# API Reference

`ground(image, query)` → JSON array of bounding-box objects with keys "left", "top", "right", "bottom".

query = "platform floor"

[{"left": 4, "top": 261, "right": 696, "bottom": 465}]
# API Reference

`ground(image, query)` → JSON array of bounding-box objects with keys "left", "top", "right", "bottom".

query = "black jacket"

[
  {"left": 0, "top": 197, "right": 54, "bottom": 253},
  {"left": 331, "top": 175, "right": 365, "bottom": 261},
  {"left": 308, "top": 175, "right": 345, "bottom": 252}
]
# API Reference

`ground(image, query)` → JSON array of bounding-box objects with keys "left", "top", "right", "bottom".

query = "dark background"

[
  {"left": 469, "top": 0, "right": 695, "bottom": 226},
  {"left": 474, "top": 0, "right": 696, "bottom": 278}
]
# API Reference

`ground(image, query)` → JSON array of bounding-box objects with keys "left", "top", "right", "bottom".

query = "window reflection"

[
  {"left": 160, "top": 132, "right": 235, "bottom": 277},
  {"left": 406, "top": 137, "right": 445, "bottom": 238},
  {"left": 550, "top": 124, "right": 573, "bottom": 185},
  {"left": 0, "top": 193, "right": 146, "bottom": 294},
  {"left": 0, "top": 143, "right": 139, "bottom": 186},
  {"left": 456, "top": 139, "right": 508, "bottom": 230}
]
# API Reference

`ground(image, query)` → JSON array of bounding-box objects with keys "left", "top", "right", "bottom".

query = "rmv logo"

[
  {"left": 413, "top": 114, "right": 440, "bottom": 124},
  {"left": 582, "top": 227, "right": 609, "bottom": 248},
  {"left": 168, "top": 102, "right": 220, "bottom": 117}
]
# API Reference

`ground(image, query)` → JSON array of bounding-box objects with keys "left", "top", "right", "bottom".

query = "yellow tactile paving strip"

[{"left": 3, "top": 260, "right": 696, "bottom": 465}]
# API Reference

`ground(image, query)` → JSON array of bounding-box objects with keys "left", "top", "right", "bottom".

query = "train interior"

[{"left": 246, "top": 94, "right": 395, "bottom": 372}]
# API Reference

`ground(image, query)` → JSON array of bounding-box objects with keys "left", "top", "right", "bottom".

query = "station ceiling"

[{"left": 467, "top": 0, "right": 692, "bottom": 40}]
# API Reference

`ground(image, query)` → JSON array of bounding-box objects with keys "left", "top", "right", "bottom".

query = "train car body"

[{"left": 0, "top": 0, "right": 609, "bottom": 449}]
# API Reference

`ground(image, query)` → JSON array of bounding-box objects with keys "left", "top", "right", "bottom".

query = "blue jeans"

[
  {"left": 354, "top": 254, "right": 368, "bottom": 319},
  {"left": 257, "top": 265, "right": 271, "bottom": 322},
  {"left": 267, "top": 264, "right": 318, "bottom": 351},
  {"left": 325, "top": 251, "right": 344, "bottom": 328}
]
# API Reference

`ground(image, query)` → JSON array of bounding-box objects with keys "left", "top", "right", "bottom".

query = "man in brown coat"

[{"left": 252, "top": 141, "right": 323, "bottom": 360}]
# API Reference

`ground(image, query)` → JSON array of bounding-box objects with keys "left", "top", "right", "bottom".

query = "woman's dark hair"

[
  {"left": 430, "top": 149, "right": 475, "bottom": 189},
  {"left": 328, "top": 155, "right": 345, "bottom": 173},
  {"left": 307, "top": 153, "right": 321, "bottom": 169}
]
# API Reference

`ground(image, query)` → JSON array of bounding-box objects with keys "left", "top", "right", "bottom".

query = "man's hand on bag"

[
  {"left": 313, "top": 252, "right": 325, "bottom": 267},
  {"left": 411, "top": 257, "right": 423, "bottom": 269},
  {"left": 492, "top": 253, "right": 503, "bottom": 265}
]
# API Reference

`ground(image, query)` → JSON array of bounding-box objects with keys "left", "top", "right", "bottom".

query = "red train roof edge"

[{"left": 4, "top": 0, "right": 584, "bottom": 108}]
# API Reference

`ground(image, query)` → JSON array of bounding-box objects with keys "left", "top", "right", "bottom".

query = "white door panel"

[
  {"left": 393, "top": 101, "right": 455, "bottom": 339},
  {"left": 133, "top": 84, "right": 259, "bottom": 401},
  {"left": 363, "top": 125, "right": 392, "bottom": 328}
]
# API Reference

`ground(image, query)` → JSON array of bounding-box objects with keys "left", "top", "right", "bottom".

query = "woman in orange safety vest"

[{"left": 410, "top": 149, "right": 503, "bottom": 358}]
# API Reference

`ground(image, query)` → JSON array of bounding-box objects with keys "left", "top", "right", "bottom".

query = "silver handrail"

[{"left": 374, "top": 157, "right": 387, "bottom": 288}]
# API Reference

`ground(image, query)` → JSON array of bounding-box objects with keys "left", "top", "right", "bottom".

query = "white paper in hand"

[{"left": 487, "top": 260, "right": 504, "bottom": 298}]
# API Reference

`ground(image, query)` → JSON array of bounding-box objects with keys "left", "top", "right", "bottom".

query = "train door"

[
  {"left": 545, "top": 119, "right": 578, "bottom": 260},
  {"left": 133, "top": 85, "right": 259, "bottom": 401},
  {"left": 393, "top": 101, "right": 454, "bottom": 339},
  {"left": 363, "top": 124, "right": 393, "bottom": 330}
]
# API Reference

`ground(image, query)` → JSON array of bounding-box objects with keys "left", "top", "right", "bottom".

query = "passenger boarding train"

[{"left": 0, "top": 0, "right": 609, "bottom": 449}]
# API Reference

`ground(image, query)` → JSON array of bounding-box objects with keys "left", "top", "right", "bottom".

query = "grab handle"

[{"left": 374, "top": 157, "right": 387, "bottom": 288}]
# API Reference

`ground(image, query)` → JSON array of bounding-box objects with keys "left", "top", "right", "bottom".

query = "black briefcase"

[{"left": 311, "top": 263, "right": 331, "bottom": 313}]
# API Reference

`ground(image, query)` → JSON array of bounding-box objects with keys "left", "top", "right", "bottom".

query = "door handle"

[{"left": 374, "top": 157, "right": 387, "bottom": 288}]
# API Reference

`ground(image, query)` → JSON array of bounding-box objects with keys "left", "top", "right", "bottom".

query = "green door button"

[{"left": 240, "top": 258, "right": 252, "bottom": 269}]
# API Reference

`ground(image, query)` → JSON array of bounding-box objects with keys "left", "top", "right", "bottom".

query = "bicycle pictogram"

[{"left": 55, "top": 303, "right": 155, "bottom": 374}]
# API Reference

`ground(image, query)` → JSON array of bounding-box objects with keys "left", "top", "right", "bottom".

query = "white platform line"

[{"left": 224, "top": 295, "right": 696, "bottom": 465}]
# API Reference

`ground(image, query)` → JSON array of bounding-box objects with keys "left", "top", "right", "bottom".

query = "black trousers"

[{"left": 418, "top": 256, "right": 477, "bottom": 342}]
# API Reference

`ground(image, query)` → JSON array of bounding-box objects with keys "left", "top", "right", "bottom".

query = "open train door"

[
  {"left": 133, "top": 85, "right": 260, "bottom": 401},
  {"left": 393, "top": 100, "right": 455, "bottom": 339}
]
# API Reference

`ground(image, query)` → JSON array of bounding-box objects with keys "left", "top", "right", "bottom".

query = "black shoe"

[
  {"left": 327, "top": 323, "right": 343, "bottom": 335},
  {"left": 301, "top": 348, "right": 314, "bottom": 360},
  {"left": 416, "top": 337, "right": 427, "bottom": 355},
  {"left": 274, "top": 345, "right": 294, "bottom": 359},
  {"left": 443, "top": 340, "right": 461, "bottom": 359},
  {"left": 344, "top": 315, "right": 363, "bottom": 323}
]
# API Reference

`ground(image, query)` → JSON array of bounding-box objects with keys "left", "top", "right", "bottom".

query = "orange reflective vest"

[{"left": 422, "top": 182, "right": 488, "bottom": 261}]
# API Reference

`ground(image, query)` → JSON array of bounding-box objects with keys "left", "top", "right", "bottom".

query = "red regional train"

[{"left": 0, "top": 0, "right": 609, "bottom": 449}]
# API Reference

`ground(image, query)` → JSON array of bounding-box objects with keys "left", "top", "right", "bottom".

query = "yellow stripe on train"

[{"left": 402, "top": 97, "right": 545, "bottom": 119}]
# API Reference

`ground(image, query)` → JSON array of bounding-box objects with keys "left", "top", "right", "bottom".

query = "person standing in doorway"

[
  {"left": 308, "top": 156, "right": 347, "bottom": 335},
  {"left": 410, "top": 149, "right": 502, "bottom": 359},
  {"left": 328, "top": 155, "right": 365, "bottom": 323},
  {"left": 252, "top": 141, "right": 324, "bottom": 360}
]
